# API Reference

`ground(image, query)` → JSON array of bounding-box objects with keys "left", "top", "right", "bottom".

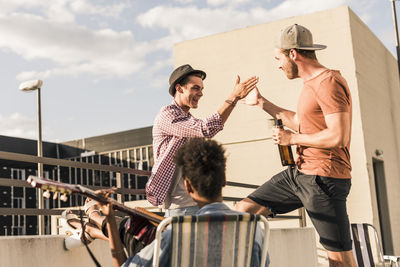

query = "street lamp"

[
  {"left": 390, "top": 0, "right": 400, "bottom": 77},
  {"left": 19, "top": 79, "right": 45, "bottom": 235}
]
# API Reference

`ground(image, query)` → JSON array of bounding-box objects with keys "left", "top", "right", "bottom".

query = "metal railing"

[{"left": 0, "top": 150, "right": 306, "bottom": 235}]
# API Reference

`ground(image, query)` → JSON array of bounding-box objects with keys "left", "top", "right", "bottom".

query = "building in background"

[
  {"left": 173, "top": 6, "right": 400, "bottom": 256},
  {"left": 0, "top": 126, "right": 153, "bottom": 235}
]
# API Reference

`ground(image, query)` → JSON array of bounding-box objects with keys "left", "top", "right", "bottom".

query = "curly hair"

[{"left": 174, "top": 138, "right": 226, "bottom": 200}]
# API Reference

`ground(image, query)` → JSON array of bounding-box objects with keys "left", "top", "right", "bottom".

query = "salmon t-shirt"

[{"left": 296, "top": 69, "right": 352, "bottom": 178}]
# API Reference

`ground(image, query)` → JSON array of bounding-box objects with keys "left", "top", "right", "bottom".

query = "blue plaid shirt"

[{"left": 123, "top": 202, "right": 270, "bottom": 267}]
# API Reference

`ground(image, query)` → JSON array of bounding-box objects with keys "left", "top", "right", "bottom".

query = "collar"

[
  {"left": 172, "top": 99, "right": 190, "bottom": 115},
  {"left": 197, "top": 202, "right": 231, "bottom": 214}
]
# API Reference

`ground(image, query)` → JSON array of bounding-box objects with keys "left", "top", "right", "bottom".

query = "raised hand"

[
  {"left": 232, "top": 75, "right": 259, "bottom": 100},
  {"left": 94, "top": 187, "right": 116, "bottom": 216}
]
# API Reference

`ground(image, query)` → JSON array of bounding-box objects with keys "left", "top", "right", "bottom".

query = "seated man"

[
  {"left": 101, "top": 138, "right": 269, "bottom": 267},
  {"left": 65, "top": 138, "right": 269, "bottom": 266}
]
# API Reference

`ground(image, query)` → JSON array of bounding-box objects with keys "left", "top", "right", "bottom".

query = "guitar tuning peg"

[
  {"left": 60, "top": 194, "right": 68, "bottom": 202},
  {"left": 43, "top": 190, "right": 50, "bottom": 199},
  {"left": 53, "top": 192, "right": 58, "bottom": 200}
]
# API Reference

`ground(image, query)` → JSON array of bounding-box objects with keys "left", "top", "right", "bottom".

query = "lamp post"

[
  {"left": 390, "top": 0, "right": 400, "bottom": 77},
  {"left": 19, "top": 79, "right": 45, "bottom": 235}
]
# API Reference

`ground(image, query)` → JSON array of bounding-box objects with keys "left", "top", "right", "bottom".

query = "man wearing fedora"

[
  {"left": 235, "top": 24, "right": 356, "bottom": 266},
  {"left": 146, "top": 64, "right": 258, "bottom": 217}
]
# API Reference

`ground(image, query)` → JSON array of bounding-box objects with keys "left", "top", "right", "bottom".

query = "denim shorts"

[{"left": 248, "top": 166, "right": 352, "bottom": 252}]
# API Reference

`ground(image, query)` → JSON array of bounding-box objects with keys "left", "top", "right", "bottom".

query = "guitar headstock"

[{"left": 27, "top": 175, "right": 74, "bottom": 202}]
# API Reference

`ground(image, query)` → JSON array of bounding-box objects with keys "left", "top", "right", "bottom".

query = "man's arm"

[
  {"left": 218, "top": 75, "right": 259, "bottom": 124},
  {"left": 245, "top": 87, "right": 298, "bottom": 131},
  {"left": 106, "top": 208, "right": 127, "bottom": 267},
  {"left": 273, "top": 112, "right": 351, "bottom": 148},
  {"left": 95, "top": 190, "right": 127, "bottom": 267},
  {"left": 158, "top": 76, "right": 258, "bottom": 138}
]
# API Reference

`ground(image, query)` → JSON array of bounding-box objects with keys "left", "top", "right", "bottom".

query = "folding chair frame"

[
  {"left": 153, "top": 214, "right": 269, "bottom": 267},
  {"left": 351, "top": 223, "right": 399, "bottom": 267}
]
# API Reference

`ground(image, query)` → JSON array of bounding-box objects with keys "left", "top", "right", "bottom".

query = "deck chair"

[
  {"left": 351, "top": 223, "right": 400, "bottom": 267},
  {"left": 153, "top": 213, "right": 269, "bottom": 267}
]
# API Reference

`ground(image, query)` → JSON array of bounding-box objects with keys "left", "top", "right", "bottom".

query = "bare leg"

[
  {"left": 327, "top": 250, "right": 357, "bottom": 267},
  {"left": 87, "top": 210, "right": 106, "bottom": 229},
  {"left": 65, "top": 210, "right": 109, "bottom": 242},
  {"left": 234, "top": 197, "right": 272, "bottom": 217}
]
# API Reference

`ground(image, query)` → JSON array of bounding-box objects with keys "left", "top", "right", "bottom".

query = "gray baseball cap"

[{"left": 276, "top": 24, "right": 326, "bottom": 51}]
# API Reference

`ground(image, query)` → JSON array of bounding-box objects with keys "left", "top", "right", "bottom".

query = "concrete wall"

[
  {"left": 173, "top": 5, "right": 400, "bottom": 260},
  {"left": 0, "top": 228, "right": 317, "bottom": 267},
  {"left": 0, "top": 236, "right": 112, "bottom": 267}
]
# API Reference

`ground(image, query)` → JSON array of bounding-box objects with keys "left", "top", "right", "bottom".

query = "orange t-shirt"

[{"left": 296, "top": 69, "right": 352, "bottom": 178}]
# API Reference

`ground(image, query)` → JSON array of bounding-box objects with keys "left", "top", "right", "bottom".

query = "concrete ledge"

[
  {"left": 0, "top": 235, "right": 112, "bottom": 267},
  {"left": 0, "top": 227, "right": 317, "bottom": 267},
  {"left": 270, "top": 227, "right": 317, "bottom": 267}
]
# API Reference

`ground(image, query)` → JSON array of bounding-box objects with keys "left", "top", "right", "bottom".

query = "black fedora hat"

[{"left": 169, "top": 64, "right": 206, "bottom": 96}]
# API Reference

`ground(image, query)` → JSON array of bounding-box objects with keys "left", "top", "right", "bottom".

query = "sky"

[{"left": 0, "top": 0, "right": 398, "bottom": 142}]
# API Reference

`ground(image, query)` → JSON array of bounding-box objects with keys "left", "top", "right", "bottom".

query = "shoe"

[
  {"left": 64, "top": 222, "right": 95, "bottom": 250},
  {"left": 60, "top": 209, "right": 84, "bottom": 235}
]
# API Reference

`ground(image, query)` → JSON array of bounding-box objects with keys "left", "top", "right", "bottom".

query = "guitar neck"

[
  {"left": 27, "top": 176, "right": 164, "bottom": 225},
  {"left": 76, "top": 185, "right": 164, "bottom": 224}
]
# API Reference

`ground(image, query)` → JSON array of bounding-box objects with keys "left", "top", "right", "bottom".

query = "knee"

[
  {"left": 327, "top": 250, "right": 356, "bottom": 267},
  {"left": 234, "top": 199, "right": 252, "bottom": 213}
]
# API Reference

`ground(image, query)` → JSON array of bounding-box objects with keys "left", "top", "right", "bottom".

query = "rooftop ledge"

[{"left": 0, "top": 227, "right": 317, "bottom": 267}]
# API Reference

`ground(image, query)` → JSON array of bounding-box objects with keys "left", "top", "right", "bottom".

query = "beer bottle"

[{"left": 275, "top": 119, "right": 295, "bottom": 166}]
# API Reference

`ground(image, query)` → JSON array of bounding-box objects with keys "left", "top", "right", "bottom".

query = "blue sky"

[{"left": 0, "top": 0, "right": 397, "bottom": 142}]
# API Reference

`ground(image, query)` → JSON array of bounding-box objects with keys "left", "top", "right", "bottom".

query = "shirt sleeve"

[
  {"left": 316, "top": 76, "right": 351, "bottom": 116},
  {"left": 158, "top": 107, "right": 223, "bottom": 138}
]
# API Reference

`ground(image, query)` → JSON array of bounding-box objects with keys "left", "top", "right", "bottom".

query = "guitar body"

[{"left": 123, "top": 215, "right": 157, "bottom": 256}]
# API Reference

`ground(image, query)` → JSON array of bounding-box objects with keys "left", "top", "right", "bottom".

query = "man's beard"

[{"left": 284, "top": 59, "right": 298, "bottom": 79}]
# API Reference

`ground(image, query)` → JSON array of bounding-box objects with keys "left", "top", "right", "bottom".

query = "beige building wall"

[
  {"left": 173, "top": 5, "right": 400, "bottom": 257},
  {"left": 348, "top": 8, "right": 400, "bottom": 252}
]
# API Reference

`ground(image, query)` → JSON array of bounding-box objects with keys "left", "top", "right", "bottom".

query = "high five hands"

[{"left": 232, "top": 75, "right": 259, "bottom": 100}]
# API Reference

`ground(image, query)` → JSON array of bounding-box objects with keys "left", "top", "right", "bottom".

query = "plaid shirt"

[{"left": 146, "top": 101, "right": 223, "bottom": 206}]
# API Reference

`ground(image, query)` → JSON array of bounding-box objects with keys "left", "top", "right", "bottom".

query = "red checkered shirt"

[{"left": 146, "top": 101, "right": 224, "bottom": 206}]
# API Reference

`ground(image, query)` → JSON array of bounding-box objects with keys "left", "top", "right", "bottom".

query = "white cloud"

[
  {"left": 46, "top": 0, "right": 76, "bottom": 23},
  {"left": 137, "top": 0, "right": 347, "bottom": 44},
  {"left": 174, "top": 0, "right": 194, "bottom": 3},
  {"left": 0, "top": 113, "right": 37, "bottom": 139},
  {"left": 122, "top": 88, "right": 135, "bottom": 95},
  {"left": 150, "top": 75, "right": 169, "bottom": 89},
  {"left": 0, "top": 13, "right": 152, "bottom": 80},
  {"left": 0, "top": 0, "right": 354, "bottom": 82},
  {"left": 207, "top": 0, "right": 251, "bottom": 7},
  {"left": 69, "top": 0, "right": 126, "bottom": 18},
  {"left": 0, "top": 0, "right": 126, "bottom": 20}
]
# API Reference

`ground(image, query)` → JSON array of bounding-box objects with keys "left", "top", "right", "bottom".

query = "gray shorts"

[{"left": 248, "top": 166, "right": 352, "bottom": 252}]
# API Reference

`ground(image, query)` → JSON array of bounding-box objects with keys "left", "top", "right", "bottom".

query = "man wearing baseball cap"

[
  {"left": 146, "top": 64, "right": 258, "bottom": 217},
  {"left": 235, "top": 24, "right": 356, "bottom": 266}
]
